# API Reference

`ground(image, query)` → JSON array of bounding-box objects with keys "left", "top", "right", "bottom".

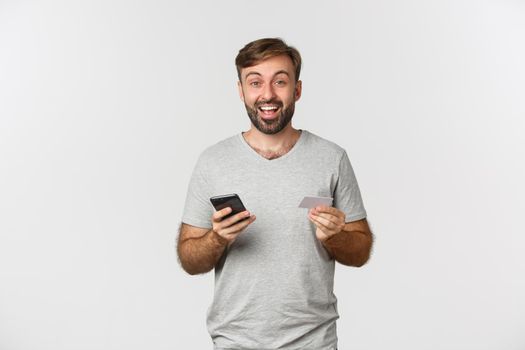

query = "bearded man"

[{"left": 177, "top": 37, "right": 373, "bottom": 350}]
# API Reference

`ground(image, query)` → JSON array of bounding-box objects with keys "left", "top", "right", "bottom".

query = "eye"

[
  {"left": 275, "top": 80, "right": 287, "bottom": 86},
  {"left": 249, "top": 81, "right": 261, "bottom": 87}
]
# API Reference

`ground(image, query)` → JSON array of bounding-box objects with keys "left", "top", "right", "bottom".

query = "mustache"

[{"left": 254, "top": 99, "right": 283, "bottom": 108}]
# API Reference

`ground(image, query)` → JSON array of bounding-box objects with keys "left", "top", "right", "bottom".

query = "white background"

[{"left": 1, "top": 0, "right": 524, "bottom": 349}]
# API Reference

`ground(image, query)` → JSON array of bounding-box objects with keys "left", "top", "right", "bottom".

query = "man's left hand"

[{"left": 308, "top": 205, "right": 346, "bottom": 242}]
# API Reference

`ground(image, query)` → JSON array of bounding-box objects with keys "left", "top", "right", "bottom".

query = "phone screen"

[{"left": 209, "top": 194, "right": 247, "bottom": 220}]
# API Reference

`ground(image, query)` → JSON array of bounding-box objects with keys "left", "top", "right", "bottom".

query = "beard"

[{"left": 244, "top": 98, "right": 295, "bottom": 135}]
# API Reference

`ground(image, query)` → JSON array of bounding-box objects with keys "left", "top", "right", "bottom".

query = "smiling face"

[{"left": 238, "top": 55, "right": 302, "bottom": 135}]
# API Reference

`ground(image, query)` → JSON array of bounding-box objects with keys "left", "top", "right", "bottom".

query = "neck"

[
  {"left": 242, "top": 123, "right": 302, "bottom": 160},
  {"left": 243, "top": 123, "right": 300, "bottom": 151}
]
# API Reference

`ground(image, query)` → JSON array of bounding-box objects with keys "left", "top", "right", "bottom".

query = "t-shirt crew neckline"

[{"left": 238, "top": 129, "right": 308, "bottom": 164}]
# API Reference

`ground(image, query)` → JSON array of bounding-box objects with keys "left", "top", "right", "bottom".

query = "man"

[{"left": 178, "top": 38, "right": 373, "bottom": 350}]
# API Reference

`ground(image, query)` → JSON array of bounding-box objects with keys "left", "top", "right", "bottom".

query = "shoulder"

[
  {"left": 303, "top": 130, "right": 346, "bottom": 159},
  {"left": 196, "top": 134, "right": 241, "bottom": 164}
]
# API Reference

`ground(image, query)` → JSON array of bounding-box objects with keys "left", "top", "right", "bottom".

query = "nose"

[{"left": 261, "top": 82, "right": 276, "bottom": 101}]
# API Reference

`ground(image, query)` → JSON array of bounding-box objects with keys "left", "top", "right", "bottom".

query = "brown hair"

[{"left": 235, "top": 38, "right": 302, "bottom": 82}]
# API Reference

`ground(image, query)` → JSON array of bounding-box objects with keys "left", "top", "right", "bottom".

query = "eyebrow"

[
  {"left": 244, "top": 70, "right": 290, "bottom": 81},
  {"left": 273, "top": 70, "right": 290, "bottom": 78},
  {"left": 244, "top": 72, "right": 262, "bottom": 80}
]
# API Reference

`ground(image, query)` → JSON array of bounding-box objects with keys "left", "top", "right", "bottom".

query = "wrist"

[
  {"left": 321, "top": 230, "right": 344, "bottom": 247},
  {"left": 210, "top": 229, "right": 228, "bottom": 246}
]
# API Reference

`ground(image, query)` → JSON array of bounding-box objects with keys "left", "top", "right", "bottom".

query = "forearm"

[
  {"left": 177, "top": 229, "right": 228, "bottom": 275},
  {"left": 321, "top": 229, "right": 372, "bottom": 267}
]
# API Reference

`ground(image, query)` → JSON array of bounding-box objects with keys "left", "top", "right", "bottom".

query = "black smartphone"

[{"left": 209, "top": 193, "right": 247, "bottom": 220}]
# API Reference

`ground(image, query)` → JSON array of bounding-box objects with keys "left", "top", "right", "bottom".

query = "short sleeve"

[
  {"left": 181, "top": 153, "right": 214, "bottom": 228},
  {"left": 333, "top": 151, "right": 367, "bottom": 223}
]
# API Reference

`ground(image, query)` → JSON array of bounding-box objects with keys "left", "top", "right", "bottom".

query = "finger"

[
  {"left": 222, "top": 215, "right": 256, "bottom": 236},
  {"left": 220, "top": 210, "right": 251, "bottom": 228},
  {"left": 309, "top": 216, "right": 336, "bottom": 239},
  {"left": 309, "top": 215, "right": 331, "bottom": 236},
  {"left": 212, "top": 207, "right": 232, "bottom": 222},
  {"left": 310, "top": 207, "right": 344, "bottom": 226},
  {"left": 308, "top": 215, "right": 322, "bottom": 230},
  {"left": 314, "top": 206, "right": 345, "bottom": 219},
  {"left": 310, "top": 214, "right": 334, "bottom": 229},
  {"left": 311, "top": 211, "right": 341, "bottom": 226},
  {"left": 309, "top": 212, "right": 341, "bottom": 231}
]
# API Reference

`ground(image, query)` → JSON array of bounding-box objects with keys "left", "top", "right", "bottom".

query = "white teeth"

[{"left": 260, "top": 106, "right": 278, "bottom": 111}]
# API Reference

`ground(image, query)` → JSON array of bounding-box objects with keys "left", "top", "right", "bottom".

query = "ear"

[
  {"left": 294, "top": 80, "right": 302, "bottom": 101},
  {"left": 237, "top": 81, "right": 245, "bottom": 101}
]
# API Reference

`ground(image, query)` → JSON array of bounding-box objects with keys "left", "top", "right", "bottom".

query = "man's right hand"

[{"left": 212, "top": 207, "right": 256, "bottom": 244}]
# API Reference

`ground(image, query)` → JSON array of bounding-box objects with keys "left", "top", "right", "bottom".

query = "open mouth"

[{"left": 257, "top": 105, "right": 280, "bottom": 119}]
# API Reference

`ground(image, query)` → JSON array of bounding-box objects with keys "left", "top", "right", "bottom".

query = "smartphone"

[{"left": 209, "top": 193, "right": 247, "bottom": 220}]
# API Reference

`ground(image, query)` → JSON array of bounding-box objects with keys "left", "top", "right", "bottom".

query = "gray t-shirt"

[{"left": 181, "top": 130, "right": 367, "bottom": 350}]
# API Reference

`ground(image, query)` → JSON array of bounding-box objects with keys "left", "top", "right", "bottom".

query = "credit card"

[{"left": 298, "top": 196, "right": 333, "bottom": 209}]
